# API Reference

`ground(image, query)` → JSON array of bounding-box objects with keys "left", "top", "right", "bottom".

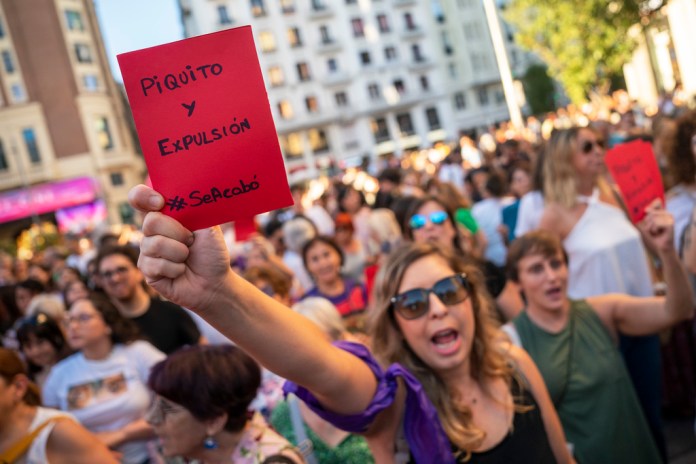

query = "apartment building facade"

[
  {"left": 178, "top": 0, "right": 530, "bottom": 180},
  {"left": 0, "top": 0, "right": 144, "bottom": 237}
]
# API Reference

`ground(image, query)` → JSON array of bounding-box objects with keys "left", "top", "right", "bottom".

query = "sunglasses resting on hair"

[
  {"left": 409, "top": 210, "right": 448, "bottom": 230},
  {"left": 390, "top": 273, "right": 470, "bottom": 320}
]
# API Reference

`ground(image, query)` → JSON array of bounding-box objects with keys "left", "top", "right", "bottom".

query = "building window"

[
  {"left": 259, "top": 31, "right": 277, "bottom": 52},
  {"left": 250, "top": 0, "right": 266, "bottom": 17},
  {"left": 311, "top": 0, "right": 327, "bottom": 11},
  {"left": 22, "top": 128, "right": 41, "bottom": 164},
  {"left": 268, "top": 66, "right": 284, "bottom": 86},
  {"left": 288, "top": 27, "right": 302, "bottom": 47},
  {"left": 454, "top": 92, "right": 466, "bottom": 110},
  {"left": 335, "top": 91, "right": 348, "bottom": 107},
  {"left": 393, "top": 79, "right": 405, "bottom": 95},
  {"left": 377, "top": 14, "right": 390, "bottom": 33},
  {"left": 305, "top": 96, "right": 319, "bottom": 113},
  {"left": 218, "top": 6, "right": 233, "bottom": 25},
  {"left": 368, "top": 83, "right": 380, "bottom": 100},
  {"left": 95, "top": 117, "right": 114, "bottom": 150},
  {"left": 83, "top": 74, "right": 99, "bottom": 91},
  {"left": 309, "top": 128, "right": 328, "bottom": 153},
  {"left": 404, "top": 12, "right": 416, "bottom": 30},
  {"left": 420, "top": 75, "right": 429, "bottom": 91},
  {"left": 278, "top": 100, "right": 294, "bottom": 119},
  {"left": 396, "top": 113, "right": 414, "bottom": 136},
  {"left": 495, "top": 89, "right": 505, "bottom": 104},
  {"left": 411, "top": 44, "right": 424, "bottom": 62},
  {"left": 449, "top": 63, "right": 458, "bottom": 78},
  {"left": 0, "top": 139, "right": 8, "bottom": 170},
  {"left": 351, "top": 18, "right": 364, "bottom": 37},
  {"left": 280, "top": 132, "right": 303, "bottom": 158},
  {"left": 296, "top": 62, "right": 311, "bottom": 81},
  {"left": 327, "top": 58, "right": 338, "bottom": 72},
  {"left": 426, "top": 107, "right": 441, "bottom": 130},
  {"left": 360, "top": 51, "right": 371, "bottom": 66},
  {"left": 65, "top": 10, "right": 85, "bottom": 31},
  {"left": 0, "top": 17, "right": 5, "bottom": 38},
  {"left": 432, "top": 1, "right": 445, "bottom": 23},
  {"left": 11, "top": 84, "right": 26, "bottom": 102},
  {"left": 2, "top": 50, "right": 14, "bottom": 73},
  {"left": 320, "top": 25, "right": 332, "bottom": 44},
  {"left": 281, "top": 0, "right": 295, "bottom": 14},
  {"left": 74, "top": 43, "right": 92, "bottom": 63},
  {"left": 371, "top": 118, "right": 390, "bottom": 143},
  {"left": 384, "top": 46, "right": 397, "bottom": 61},
  {"left": 477, "top": 88, "right": 489, "bottom": 106},
  {"left": 110, "top": 172, "right": 124, "bottom": 186},
  {"left": 345, "top": 0, "right": 358, "bottom": 4}
]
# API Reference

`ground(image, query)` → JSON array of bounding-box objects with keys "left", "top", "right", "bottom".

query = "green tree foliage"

[
  {"left": 506, "top": 0, "right": 645, "bottom": 103},
  {"left": 521, "top": 64, "right": 557, "bottom": 115}
]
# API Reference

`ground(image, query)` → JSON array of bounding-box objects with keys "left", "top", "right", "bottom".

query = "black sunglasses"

[
  {"left": 390, "top": 273, "right": 470, "bottom": 320},
  {"left": 581, "top": 139, "right": 605, "bottom": 154}
]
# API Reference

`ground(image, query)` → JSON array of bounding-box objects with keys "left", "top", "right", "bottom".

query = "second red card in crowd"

[{"left": 117, "top": 25, "right": 292, "bottom": 231}]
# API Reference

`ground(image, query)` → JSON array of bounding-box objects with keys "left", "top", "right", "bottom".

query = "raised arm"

[
  {"left": 129, "top": 185, "right": 376, "bottom": 415},
  {"left": 682, "top": 205, "right": 696, "bottom": 273},
  {"left": 590, "top": 207, "right": 694, "bottom": 338}
]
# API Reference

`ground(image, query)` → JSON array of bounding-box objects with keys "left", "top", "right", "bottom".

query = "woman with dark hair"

[
  {"left": 17, "top": 313, "right": 72, "bottom": 387},
  {"left": 403, "top": 196, "right": 524, "bottom": 321},
  {"left": 128, "top": 184, "right": 573, "bottom": 463},
  {"left": 146, "top": 344, "right": 303, "bottom": 463},
  {"left": 504, "top": 208, "right": 692, "bottom": 463},
  {"left": 538, "top": 126, "right": 666, "bottom": 458},
  {"left": 15, "top": 279, "right": 45, "bottom": 316},
  {"left": 0, "top": 348, "right": 117, "bottom": 463},
  {"left": 62, "top": 279, "right": 90, "bottom": 308},
  {"left": 42, "top": 293, "right": 165, "bottom": 464},
  {"left": 300, "top": 236, "right": 368, "bottom": 333}
]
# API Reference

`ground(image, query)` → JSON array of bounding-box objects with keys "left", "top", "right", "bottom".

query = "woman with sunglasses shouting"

[
  {"left": 128, "top": 184, "right": 573, "bottom": 464},
  {"left": 538, "top": 127, "right": 667, "bottom": 459},
  {"left": 404, "top": 196, "right": 525, "bottom": 321}
]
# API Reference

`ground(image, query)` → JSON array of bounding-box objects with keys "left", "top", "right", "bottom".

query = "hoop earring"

[{"left": 204, "top": 435, "right": 218, "bottom": 450}]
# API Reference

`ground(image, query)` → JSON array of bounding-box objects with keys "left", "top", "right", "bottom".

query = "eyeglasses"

[
  {"left": 409, "top": 211, "right": 448, "bottom": 230},
  {"left": 62, "top": 313, "right": 97, "bottom": 326},
  {"left": 580, "top": 139, "right": 605, "bottom": 154},
  {"left": 146, "top": 396, "right": 184, "bottom": 425},
  {"left": 390, "top": 273, "right": 470, "bottom": 320},
  {"left": 99, "top": 266, "right": 131, "bottom": 280}
]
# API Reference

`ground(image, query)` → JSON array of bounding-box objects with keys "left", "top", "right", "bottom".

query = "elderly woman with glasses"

[
  {"left": 42, "top": 293, "right": 165, "bottom": 464},
  {"left": 403, "top": 196, "right": 524, "bottom": 321},
  {"left": 146, "top": 344, "right": 304, "bottom": 464},
  {"left": 127, "top": 184, "right": 574, "bottom": 464}
]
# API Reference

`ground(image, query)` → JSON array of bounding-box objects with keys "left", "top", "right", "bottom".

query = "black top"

[
  {"left": 408, "top": 376, "right": 555, "bottom": 464},
  {"left": 462, "top": 377, "right": 555, "bottom": 464},
  {"left": 132, "top": 298, "right": 201, "bottom": 354}
]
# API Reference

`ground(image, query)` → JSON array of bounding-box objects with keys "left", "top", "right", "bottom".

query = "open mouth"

[
  {"left": 545, "top": 286, "right": 563, "bottom": 299},
  {"left": 431, "top": 329, "right": 460, "bottom": 354}
]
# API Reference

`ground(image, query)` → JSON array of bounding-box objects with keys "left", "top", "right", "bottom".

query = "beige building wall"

[{"left": 0, "top": 0, "right": 143, "bottom": 228}]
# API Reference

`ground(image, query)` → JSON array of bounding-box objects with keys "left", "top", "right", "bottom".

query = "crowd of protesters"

[{"left": 0, "top": 91, "right": 695, "bottom": 463}]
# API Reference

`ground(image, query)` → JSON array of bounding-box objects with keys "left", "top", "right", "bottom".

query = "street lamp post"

[{"left": 482, "top": 0, "right": 524, "bottom": 130}]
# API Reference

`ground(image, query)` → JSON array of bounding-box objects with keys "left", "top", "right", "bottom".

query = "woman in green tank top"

[{"left": 504, "top": 205, "right": 693, "bottom": 464}]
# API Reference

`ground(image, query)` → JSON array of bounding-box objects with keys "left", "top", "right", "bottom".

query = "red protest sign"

[
  {"left": 117, "top": 26, "right": 292, "bottom": 231},
  {"left": 234, "top": 216, "right": 258, "bottom": 242},
  {"left": 605, "top": 139, "right": 664, "bottom": 224}
]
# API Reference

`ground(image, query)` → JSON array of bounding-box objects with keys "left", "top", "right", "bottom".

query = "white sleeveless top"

[
  {"left": 17, "top": 407, "right": 73, "bottom": 464},
  {"left": 563, "top": 190, "right": 654, "bottom": 299}
]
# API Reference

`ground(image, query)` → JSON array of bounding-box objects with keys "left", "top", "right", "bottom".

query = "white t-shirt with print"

[{"left": 42, "top": 340, "right": 165, "bottom": 464}]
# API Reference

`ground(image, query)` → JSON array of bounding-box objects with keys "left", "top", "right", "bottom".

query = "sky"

[{"left": 93, "top": 0, "right": 184, "bottom": 82}]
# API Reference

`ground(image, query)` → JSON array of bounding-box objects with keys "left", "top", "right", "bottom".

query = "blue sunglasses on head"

[{"left": 409, "top": 210, "right": 448, "bottom": 230}]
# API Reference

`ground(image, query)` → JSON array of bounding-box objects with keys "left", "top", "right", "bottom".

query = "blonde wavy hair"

[
  {"left": 367, "top": 242, "right": 517, "bottom": 457},
  {"left": 543, "top": 127, "right": 582, "bottom": 209}
]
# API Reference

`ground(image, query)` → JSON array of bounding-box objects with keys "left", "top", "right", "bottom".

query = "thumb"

[{"left": 128, "top": 185, "right": 164, "bottom": 213}]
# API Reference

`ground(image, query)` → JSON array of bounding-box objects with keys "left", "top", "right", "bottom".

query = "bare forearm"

[
  {"left": 196, "top": 273, "right": 377, "bottom": 414},
  {"left": 660, "top": 249, "right": 695, "bottom": 321}
]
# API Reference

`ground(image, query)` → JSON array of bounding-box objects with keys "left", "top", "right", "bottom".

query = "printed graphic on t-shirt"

[{"left": 66, "top": 372, "right": 127, "bottom": 410}]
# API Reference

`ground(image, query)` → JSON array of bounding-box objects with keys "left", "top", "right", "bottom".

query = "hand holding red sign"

[
  {"left": 604, "top": 139, "right": 665, "bottom": 224},
  {"left": 118, "top": 26, "right": 292, "bottom": 231}
]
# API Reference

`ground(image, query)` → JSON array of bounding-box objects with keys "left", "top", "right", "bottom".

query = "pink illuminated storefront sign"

[{"left": 0, "top": 177, "right": 99, "bottom": 224}]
